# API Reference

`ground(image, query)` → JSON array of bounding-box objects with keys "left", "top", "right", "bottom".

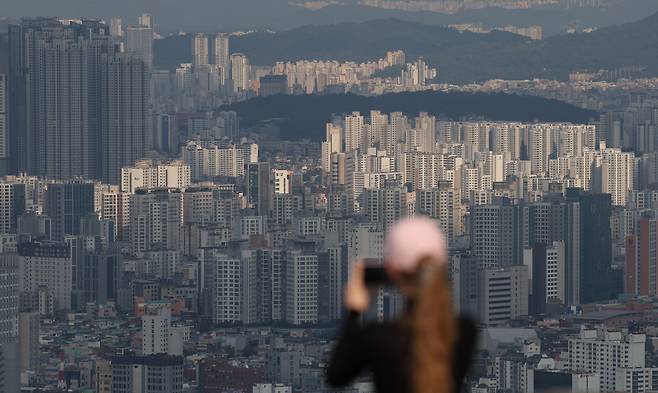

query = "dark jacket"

[{"left": 327, "top": 311, "right": 478, "bottom": 393}]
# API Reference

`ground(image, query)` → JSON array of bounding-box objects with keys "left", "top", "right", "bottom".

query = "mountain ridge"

[{"left": 155, "top": 11, "right": 658, "bottom": 83}]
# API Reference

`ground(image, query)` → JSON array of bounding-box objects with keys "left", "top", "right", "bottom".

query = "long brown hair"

[{"left": 411, "top": 258, "right": 456, "bottom": 393}]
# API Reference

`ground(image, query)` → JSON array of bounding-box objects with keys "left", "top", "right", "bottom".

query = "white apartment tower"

[
  {"left": 587, "top": 143, "right": 635, "bottom": 206},
  {"left": 192, "top": 33, "right": 209, "bottom": 67},
  {"left": 110, "top": 18, "right": 122, "bottom": 37},
  {"left": 138, "top": 13, "right": 153, "bottom": 29},
  {"left": 121, "top": 160, "right": 191, "bottom": 193},
  {"left": 528, "top": 125, "right": 552, "bottom": 175},
  {"left": 273, "top": 170, "right": 293, "bottom": 194},
  {"left": 344, "top": 112, "right": 365, "bottom": 152},
  {"left": 322, "top": 123, "right": 343, "bottom": 174},
  {"left": 230, "top": 53, "right": 250, "bottom": 92},
  {"left": 285, "top": 251, "right": 319, "bottom": 325},
  {"left": 569, "top": 329, "right": 646, "bottom": 392},
  {"left": 203, "top": 251, "right": 242, "bottom": 324},
  {"left": 213, "top": 34, "right": 230, "bottom": 76}
]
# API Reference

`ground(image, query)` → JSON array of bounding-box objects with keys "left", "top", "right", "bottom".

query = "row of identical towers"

[{"left": 7, "top": 18, "right": 151, "bottom": 184}]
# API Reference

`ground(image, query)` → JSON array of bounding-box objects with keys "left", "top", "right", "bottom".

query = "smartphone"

[{"left": 363, "top": 261, "right": 390, "bottom": 286}]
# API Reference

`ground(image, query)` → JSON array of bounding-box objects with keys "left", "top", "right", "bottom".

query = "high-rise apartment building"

[
  {"left": 587, "top": 143, "right": 635, "bottom": 206},
  {"left": 99, "top": 185, "right": 130, "bottom": 240},
  {"left": 321, "top": 123, "right": 343, "bottom": 175},
  {"left": 273, "top": 170, "right": 293, "bottom": 194},
  {"left": 96, "top": 359, "right": 112, "bottom": 393},
  {"left": 200, "top": 249, "right": 242, "bottom": 324},
  {"left": 524, "top": 196, "right": 582, "bottom": 305},
  {"left": 8, "top": 19, "right": 150, "bottom": 182},
  {"left": 246, "top": 162, "right": 273, "bottom": 217},
  {"left": 239, "top": 248, "right": 286, "bottom": 324},
  {"left": 569, "top": 329, "right": 645, "bottom": 392},
  {"left": 192, "top": 34, "right": 209, "bottom": 67},
  {"left": 17, "top": 242, "right": 72, "bottom": 312},
  {"left": 121, "top": 160, "right": 191, "bottom": 193},
  {"left": 625, "top": 210, "right": 658, "bottom": 296},
  {"left": 344, "top": 112, "right": 365, "bottom": 152},
  {"left": 0, "top": 74, "right": 8, "bottom": 174},
  {"left": 386, "top": 112, "right": 409, "bottom": 152},
  {"left": 45, "top": 181, "right": 95, "bottom": 241},
  {"left": 363, "top": 185, "right": 409, "bottom": 232},
  {"left": 0, "top": 182, "right": 26, "bottom": 234},
  {"left": 285, "top": 251, "right": 319, "bottom": 325},
  {"left": 0, "top": 255, "right": 19, "bottom": 393},
  {"left": 181, "top": 141, "right": 257, "bottom": 180},
  {"left": 100, "top": 52, "right": 152, "bottom": 184},
  {"left": 110, "top": 17, "right": 122, "bottom": 37},
  {"left": 65, "top": 234, "right": 122, "bottom": 311},
  {"left": 126, "top": 24, "right": 154, "bottom": 71},
  {"left": 470, "top": 198, "right": 522, "bottom": 269},
  {"left": 8, "top": 19, "right": 113, "bottom": 178},
  {"left": 230, "top": 53, "right": 250, "bottom": 92},
  {"left": 615, "top": 368, "right": 658, "bottom": 393},
  {"left": 528, "top": 125, "right": 553, "bottom": 174},
  {"left": 414, "top": 112, "right": 437, "bottom": 153},
  {"left": 129, "top": 189, "right": 183, "bottom": 254},
  {"left": 138, "top": 13, "right": 154, "bottom": 29},
  {"left": 181, "top": 187, "right": 214, "bottom": 225},
  {"left": 416, "top": 183, "right": 461, "bottom": 243},
  {"left": 212, "top": 34, "right": 230, "bottom": 74},
  {"left": 154, "top": 112, "right": 177, "bottom": 153},
  {"left": 566, "top": 189, "right": 618, "bottom": 304},
  {"left": 525, "top": 241, "right": 565, "bottom": 315},
  {"left": 142, "top": 306, "right": 183, "bottom": 356},
  {"left": 367, "top": 110, "right": 388, "bottom": 149}
]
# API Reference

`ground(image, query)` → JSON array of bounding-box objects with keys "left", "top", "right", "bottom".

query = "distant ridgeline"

[
  {"left": 220, "top": 91, "right": 598, "bottom": 141},
  {"left": 155, "top": 12, "right": 658, "bottom": 83}
]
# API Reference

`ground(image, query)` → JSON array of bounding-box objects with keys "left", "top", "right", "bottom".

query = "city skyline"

[{"left": 1, "top": 6, "right": 658, "bottom": 393}]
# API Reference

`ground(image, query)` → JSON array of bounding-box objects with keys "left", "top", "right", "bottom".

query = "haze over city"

[{"left": 1, "top": 1, "right": 658, "bottom": 393}]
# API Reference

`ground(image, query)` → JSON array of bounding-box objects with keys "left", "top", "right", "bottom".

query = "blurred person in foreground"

[{"left": 327, "top": 217, "right": 477, "bottom": 393}]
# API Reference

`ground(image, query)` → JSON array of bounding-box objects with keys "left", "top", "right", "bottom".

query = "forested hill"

[{"left": 220, "top": 91, "right": 598, "bottom": 141}]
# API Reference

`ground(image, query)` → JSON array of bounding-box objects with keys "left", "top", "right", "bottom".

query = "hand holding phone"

[
  {"left": 364, "top": 266, "right": 390, "bottom": 286},
  {"left": 344, "top": 261, "right": 370, "bottom": 312}
]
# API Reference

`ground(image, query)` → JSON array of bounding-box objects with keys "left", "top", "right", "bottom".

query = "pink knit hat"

[{"left": 384, "top": 217, "right": 448, "bottom": 272}]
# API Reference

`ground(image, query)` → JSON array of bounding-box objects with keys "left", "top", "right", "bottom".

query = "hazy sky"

[
  {"left": 0, "top": 0, "right": 304, "bottom": 31},
  {"left": 2, "top": 0, "right": 658, "bottom": 33}
]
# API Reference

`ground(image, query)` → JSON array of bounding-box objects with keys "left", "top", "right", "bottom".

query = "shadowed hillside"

[{"left": 221, "top": 91, "right": 598, "bottom": 141}]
